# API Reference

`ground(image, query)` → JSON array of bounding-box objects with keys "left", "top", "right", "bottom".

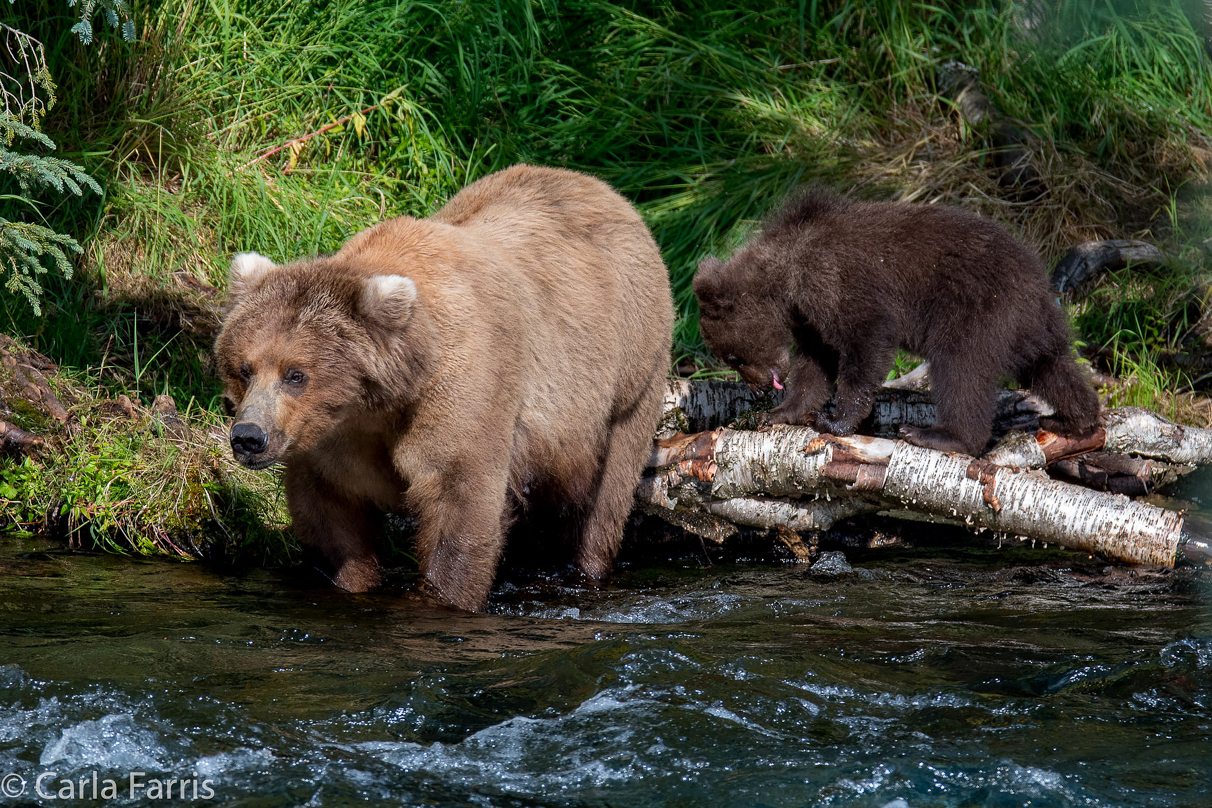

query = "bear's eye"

[
  {"left": 726, "top": 354, "right": 741, "bottom": 366},
  {"left": 238, "top": 362, "right": 252, "bottom": 382},
  {"left": 283, "top": 369, "right": 307, "bottom": 385},
  {"left": 221, "top": 397, "right": 237, "bottom": 417}
]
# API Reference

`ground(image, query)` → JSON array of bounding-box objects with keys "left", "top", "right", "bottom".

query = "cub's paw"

[
  {"left": 809, "top": 412, "right": 854, "bottom": 437},
  {"left": 1038, "top": 416, "right": 1101, "bottom": 439},
  {"left": 765, "top": 405, "right": 811, "bottom": 427},
  {"left": 898, "top": 425, "right": 970, "bottom": 455}
]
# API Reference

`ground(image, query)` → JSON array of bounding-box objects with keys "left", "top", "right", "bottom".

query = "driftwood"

[
  {"left": 1047, "top": 451, "right": 1183, "bottom": 498},
  {"left": 1050, "top": 239, "right": 1166, "bottom": 296},
  {"left": 645, "top": 380, "right": 1212, "bottom": 569},
  {"left": 0, "top": 419, "right": 41, "bottom": 456}
]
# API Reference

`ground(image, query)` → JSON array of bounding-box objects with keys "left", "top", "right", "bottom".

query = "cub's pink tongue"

[{"left": 771, "top": 369, "right": 784, "bottom": 391}]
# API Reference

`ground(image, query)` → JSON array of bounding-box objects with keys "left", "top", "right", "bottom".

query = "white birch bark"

[
  {"left": 659, "top": 379, "right": 759, "bottom": 436},
  {"left": 638, "top": 448, "right": 883, "bottom": 535},
  {"left": 881, "top": 442, "right": 1183, "bottom": 567},
  {"left": 983, "top": 431, "right": 1048, "bottom": 468},
  {"left": 1103, "top": 407, "right": 1212, "bottom": 465},
  {"left": 703, "top": 495, "right": 883, "bottom": 533},
  {"left": 640, "top": 422, "right": 1209, "bottom": 568}
]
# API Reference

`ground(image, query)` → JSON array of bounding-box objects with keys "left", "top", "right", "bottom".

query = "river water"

[{"left": 0, "top": 525, "right": 1209, "bottom": 806}]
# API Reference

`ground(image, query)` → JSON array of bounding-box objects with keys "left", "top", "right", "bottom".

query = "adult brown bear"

[
  {"left": 693, "top": 189, "right": 1099, "bottom": 455},
  {"left": 215, "top": 165, "right": 673, "bottom": 610}
]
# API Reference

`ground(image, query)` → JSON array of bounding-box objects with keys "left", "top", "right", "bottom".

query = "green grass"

[{"left": 7, "top": 0, "right": 1211, "bottom": 371}]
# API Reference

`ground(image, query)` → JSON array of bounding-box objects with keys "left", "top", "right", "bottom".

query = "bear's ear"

[
  {"left": 692, "top": 255, "right": 725, "bottom": 300},
  {"left": 360, "top": 275, "right": 417, "bottom": 325},
  {"left": 229, "top": 252, "right": 278, "bottom": 300}
]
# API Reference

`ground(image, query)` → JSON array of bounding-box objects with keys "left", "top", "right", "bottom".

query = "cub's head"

[
  {"left": 693, "top": 254, "right": 790, "bottom": 398},
  {"left": 214, "top": 252, "right": 435, "bottom": 469}
]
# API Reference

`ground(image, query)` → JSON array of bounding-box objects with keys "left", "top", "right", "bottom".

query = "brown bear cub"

[
  {"left": 215, "top": 165, "right": 673, "bottom": 611},
  {"left": 693, "top": 190, "right": 1100, "bottom": 455}
]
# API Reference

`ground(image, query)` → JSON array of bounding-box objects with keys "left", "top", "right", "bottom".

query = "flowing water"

[{"left": 0, "top": 523, "right": 1210, "bottom": 806}]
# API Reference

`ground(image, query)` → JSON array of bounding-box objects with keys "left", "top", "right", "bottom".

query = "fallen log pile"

[{"left": 641, "top": 380, "right": 1212, "bottom": 569}]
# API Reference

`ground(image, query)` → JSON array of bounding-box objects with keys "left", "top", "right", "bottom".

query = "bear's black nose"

[{"left": 230, "top": 422, "right": 269, "bottom": 455}]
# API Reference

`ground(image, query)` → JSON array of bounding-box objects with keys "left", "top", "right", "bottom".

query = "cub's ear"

[
  {"left": 360, "top": 275, "right": 417, "bottom": 325},
  {"left": 692, "top": 255, "right": 725, "bottom": 299},
  {"left": 229, "top": 252, "right": 278, "bottom": 300}
]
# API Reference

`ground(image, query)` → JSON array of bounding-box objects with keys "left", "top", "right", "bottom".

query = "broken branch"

[{"left": 1050, "top": 239, "right": 1165, "bottom": 296}]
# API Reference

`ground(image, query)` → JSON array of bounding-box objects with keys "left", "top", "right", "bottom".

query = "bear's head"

[
  {"left": 214, "top": 252, "right": 437, "bottom": 469},
  {"left": 693, "top": 254, "right": 791, "bottom": 398}
]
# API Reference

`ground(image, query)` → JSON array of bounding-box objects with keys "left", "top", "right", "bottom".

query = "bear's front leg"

[
  {"left": 406, "top": 461, "right": 512, "bottom": 611},
  {"left": 765, "top": 353, "right": 833, "bottom": 425},
  {"left": 285, "top": 462, "right": 383, "bottom": 592}
]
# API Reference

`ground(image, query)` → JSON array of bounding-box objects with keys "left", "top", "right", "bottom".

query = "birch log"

[
  {"left": 639, "top": 467, "right": 884, "bottom": 536},
  {"left": 1102, "top": 408, "right": 1212, "bottom": 465},
  {"left": 638, "top": 423, "right": 1212, "bottom": 569},
  {"left": 663, "top": 380, "right": 1212, "bottom": 467}
]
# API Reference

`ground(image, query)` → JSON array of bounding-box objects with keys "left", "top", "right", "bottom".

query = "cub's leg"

[
  {"left": 813, "top": 326, "right": 897, "bottom": 436},
  {"left": 900, "top": 351, "right": 1000, "bottom": 455},
  {"left": 285, "top": 460, "right": 382, "bottom": 592},
  {"left": 576, "top": 384, "right": 664, "bottom": 580},
  {"left": 766, "top": 353, "right": 833, "bottom": 425},
  {"left": 406, "top": 459, "right": 513, "bottom": 612},
  {"left": 1024, "top": 352, "right": 1101, "bottom": 437}
]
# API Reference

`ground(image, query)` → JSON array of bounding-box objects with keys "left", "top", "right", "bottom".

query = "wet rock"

[{"left": 810, "top": 550, "right": 852, "bottom": 576}]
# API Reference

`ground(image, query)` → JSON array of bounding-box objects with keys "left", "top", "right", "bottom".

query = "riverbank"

[{"left": 4, "top": 1, "right": 1212, "bottom": 560}]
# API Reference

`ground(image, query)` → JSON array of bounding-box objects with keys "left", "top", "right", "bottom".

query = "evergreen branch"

[
  {"left": 0, "top": 217, "right": 82, "bottom": 315},
  {"left": 0, "top": 22, "right": 55, "bottom": 127},
  {"left": 0, "top": 147, "right": 102, "bottom": 196},
  {"left": 66, "top": 0, "right": 137, "bottom": 44}
]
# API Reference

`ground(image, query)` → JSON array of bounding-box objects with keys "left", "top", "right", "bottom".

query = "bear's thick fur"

[
  {"left": 215, "top": 165, "right": 673, "bottom": 610},
  {"left": 693, "top": 190, "right": 1099, "bottom": 455}
]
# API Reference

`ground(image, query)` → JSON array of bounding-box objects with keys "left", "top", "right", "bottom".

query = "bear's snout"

[{"left": 230, "top": 422, "right": 269, "bottom": 460}]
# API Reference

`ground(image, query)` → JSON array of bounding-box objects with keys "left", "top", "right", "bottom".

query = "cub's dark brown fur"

[
  {"left": 215, "top": 165, "right": 673, "bottom": 610},
  {"left": 693, "top": 190, "right": 1099, "bottom": 455}
]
